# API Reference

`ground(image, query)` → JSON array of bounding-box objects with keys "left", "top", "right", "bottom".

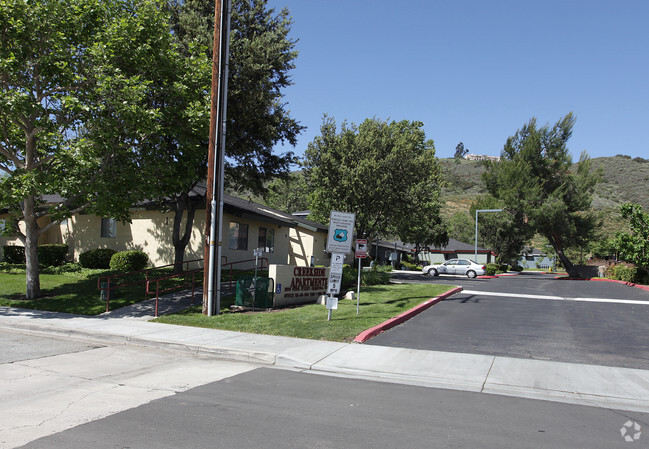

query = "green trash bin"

[{"left": 235, "top": 276, "right": 274, "bottom": 309}]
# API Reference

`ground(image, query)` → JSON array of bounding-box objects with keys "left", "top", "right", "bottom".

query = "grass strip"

[{"left": 154, "top": 283, "right": 454, "bottom": 342}]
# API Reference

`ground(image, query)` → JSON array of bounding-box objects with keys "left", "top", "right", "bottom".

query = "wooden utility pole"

[{"left": 203, "top": 0, "right": 226, "bottom": 315}]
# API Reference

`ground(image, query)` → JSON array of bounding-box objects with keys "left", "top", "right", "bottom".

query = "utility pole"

[{"left": 203, "top": 0, "right": 231, "bottom": 316}]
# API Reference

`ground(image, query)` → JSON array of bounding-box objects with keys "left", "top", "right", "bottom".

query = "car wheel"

[
  {"left": 431, "top": 269, "right": 439, "bottom": 277},
  {"left": 466, "top": 270, "right": 477, "bottom": 278}
]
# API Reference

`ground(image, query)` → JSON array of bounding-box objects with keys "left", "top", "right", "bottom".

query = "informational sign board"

[
  {"left": 355, "top": 239, "right": 368, "bottom": 258},
  {"left": 253, "top": 248, "right": 263, "bottom": 257},
  {"left": 327, "top": 211, "right": 356, "bottom": 254},
  {"left": 330, "top": 253, "right": 345, "bottom": 274},
  {"left": 327, "top": 272, "right": 342, "bottom": 294},
  {"left": 326, "top": 297, "right": 338, "bottom": 310}
]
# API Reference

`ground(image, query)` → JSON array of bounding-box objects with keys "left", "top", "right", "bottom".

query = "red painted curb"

[
  {"left": 353, "top": 287, "right": 463, "bottom": 343},
  {"left": 554, "top": 276, "right": 649, "bottom": 291}
]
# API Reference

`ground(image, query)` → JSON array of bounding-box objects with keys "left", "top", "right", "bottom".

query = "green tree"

[
  {"left": 265, "top": 172, "right": 310, "bottom": 213},
  {"left": 454, "top": 142, "right": 468, "bottom": 159},
  {"left": 614, "top": 203, "right": 649, "bottom": 277},
  {"left": 148, "top": 0, "right": 303, "bottom": 271},
  {"left": 482, "top": 113, "right": 600, "bottom": 276},
  {"left": 445, "top": 212, "right": 474, "bottom": 244},
  {"left": 303, "top": 116, "right": 445, "bottom": 244},
  {"left": 0, "top": 0, "right": 177, "bottom": 298},
  {"left": 470, "top": 196, "right": 533, "bottom": 265}
]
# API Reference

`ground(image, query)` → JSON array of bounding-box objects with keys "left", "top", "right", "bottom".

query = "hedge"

[
  {"left": 2, "top": 246, "right": 24, "bottom": 264},
  {"left": 2, "top": 244, "right": 68, "bottom": 266},
  {"left": 79, "top": 248, "right": 117, "bottom": 269},
  {"left": 38, "top": 244, "right": 68, "bottom": 267},
  {"left": 109, "top": 250, "right": 149, "bottom": 272}
]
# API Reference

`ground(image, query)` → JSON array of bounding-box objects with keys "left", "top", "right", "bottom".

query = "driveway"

[{"left": 375, "top": 272, "right": 649, "bottom": 369}]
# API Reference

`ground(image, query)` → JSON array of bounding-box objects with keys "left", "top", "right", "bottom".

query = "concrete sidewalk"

[{"left": 1, "top": 304, "right": 648, "bottom": 414}]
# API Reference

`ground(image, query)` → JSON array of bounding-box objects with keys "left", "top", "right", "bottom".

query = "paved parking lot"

[{"left": 378, "top": 272, "right": 649, "bottom": 369}]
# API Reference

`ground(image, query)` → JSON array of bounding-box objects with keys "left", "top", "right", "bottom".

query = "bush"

[
  {"left": 341, "top": 265, "right": 391, "bottom": 289},
  {"left": 79, "top": 248, "right": 117, "bottom": 269},
  {"left": 361, "top": 270, "right": 391, "bottom": 286},
  {"left": 510, "top": 264, "right": 524, "bottom": 272},
  {"left": 109, "top": 250, "right": 149, "bottom": 272},
  {"left": 41, "top": 263, "right": 82, "bottom": 274},
  {"left": 38, "top": 244, "right": 68, "bottom": 267},
  {"left": 400, "top": 261, "right": 419, "bottom": 270},
  {"left": 606, "top": 264, "right": 637, "bottom": 283},
  {"left": 485, "top": 263, "right": 499, "bottom": 276},
  {"left": 2, "top": 245, "right": 24, "bottom": 263},
  {"left": 3, "top": 244, "right": 68, "bottom": 266}
]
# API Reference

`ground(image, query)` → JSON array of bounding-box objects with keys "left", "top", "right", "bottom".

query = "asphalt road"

[
  {"left": 376, "top": 272, "right": 649, "bottom": 369},
  {"left": 21, "top": 367, "right": 649, "bottom": 449}
]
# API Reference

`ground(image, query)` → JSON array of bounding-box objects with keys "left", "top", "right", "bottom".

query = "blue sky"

[{"left": 266, "top": 0, "right": 648, "bottom": 161}]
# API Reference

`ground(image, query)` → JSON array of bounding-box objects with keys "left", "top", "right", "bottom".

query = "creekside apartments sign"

[{"left": 270, "top": 265, "right": 330, "bottom": 307}]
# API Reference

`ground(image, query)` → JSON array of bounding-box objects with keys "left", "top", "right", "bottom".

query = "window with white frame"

[{"left": 229, "top": 221, "right": 248, "bottom": 250}]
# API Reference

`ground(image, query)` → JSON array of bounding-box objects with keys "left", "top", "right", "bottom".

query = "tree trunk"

[
  {"left": 22, "top": 195, "right": 41, "bottom": 299},
  {"left": 171, "top": 192, "right": 197, "bottom": 274},
  {"left": 548, "top": 234, "right": 576, "bottom": 277}
]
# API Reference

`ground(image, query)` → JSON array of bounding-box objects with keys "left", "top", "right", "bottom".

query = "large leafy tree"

[
  {"left": 482, "top": 113, "right": 600, "bottom": 276},
  {"left": 303, "top": 116, "right": 445, "bottom": 246},
  {"left": 0, "top": 0, "right": 177, "bottom": 298},
  {"left": 614, "top": 202, "right": 649, "bottom": 277},
  {"left": 148, "top": 0, "right": 303, "bottom": 271}
]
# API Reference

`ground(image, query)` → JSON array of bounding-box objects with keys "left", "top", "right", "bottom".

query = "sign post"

[
  {"left": 326, "top": 211, "right": 355, "bottom": 321},
  {"left": 355, "top": 239, "right": 367, "bottom": 315},
  {"left": 251, "top": 248, "right": 263, "bottom": 309}
]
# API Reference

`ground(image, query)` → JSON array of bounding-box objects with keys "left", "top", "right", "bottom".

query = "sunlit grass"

[{"left": 154, "top": 283, "right": 454, "bottom": 342}]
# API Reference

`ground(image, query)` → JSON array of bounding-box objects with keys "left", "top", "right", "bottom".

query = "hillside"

[
  {"left": 440, "top": 155, "right": 649, "bottom": 240},
  {"left": 440, "top": 155, "right": 649, "bottom": 210}
]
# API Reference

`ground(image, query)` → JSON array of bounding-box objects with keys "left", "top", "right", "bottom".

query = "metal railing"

[
  {"left": 146, "top": 268, "right": 203, "bottom": 317},
  {"left": 222, "top": 257, "right": 269, "bottom": 288},
  {"left": 98, "top": 258, "right": 204, "bottom": 312}
]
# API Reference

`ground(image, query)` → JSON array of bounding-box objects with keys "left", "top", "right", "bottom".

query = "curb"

[
  {"left": 352, "top": 287, "right": 463, "bottom": 343},
  {"left": 554, "top": 276, "right": 649, "bottom": 292}
]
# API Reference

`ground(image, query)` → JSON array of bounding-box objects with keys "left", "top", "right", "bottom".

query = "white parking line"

[{"left": 459, "top": 290, "right": 649, "bottom": 305}]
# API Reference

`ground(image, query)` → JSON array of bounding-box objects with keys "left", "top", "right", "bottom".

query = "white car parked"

[{"left": 422, "top": 258, "right": 486, "bottom": 278}]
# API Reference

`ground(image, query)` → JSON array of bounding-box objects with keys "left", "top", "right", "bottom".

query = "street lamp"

[{"left": 474, "top": 209, "right": 502, "bottom": 262}]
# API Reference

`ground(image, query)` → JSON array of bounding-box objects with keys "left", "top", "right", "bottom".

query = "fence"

[{"left": 97, "top": 258, "right": 204, "bottom": 312}]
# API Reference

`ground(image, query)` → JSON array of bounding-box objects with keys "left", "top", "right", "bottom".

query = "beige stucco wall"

[{"left": 2, "top": 208, "right": 331, "bottom": 270}]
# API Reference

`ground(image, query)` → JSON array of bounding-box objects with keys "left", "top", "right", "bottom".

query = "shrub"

[
  {"left": 606, "top": 264, "right": 637, "bottom": 283},
  {"left": 510, "top": 264, "right": 524, "bottom": 272},
  {"left": 109, "top": 250, "right": 149, "bottom": 272},
  {"left": 400, "top": 261, "right": 419, "bottom": 270},
  {"left": 41, "top": 263, "right": 82, "bottom": 274},
  {"left": 361, "top": 270, "right": 391, "bottom": 285},
  {"left": 341, "top": 265, "right": 391, "bottom": 289},
  {"left": 38, "top": 244, "right": 68, "bottom": 267},
  {"left": 485, "top": 263, "right": 499, "bottom": 276},
  {"left": 79, "top": 248, "right": 117, "bottom": 269},
  {"left": 2, "top": 245, "right": 24, "bottom": 263}
]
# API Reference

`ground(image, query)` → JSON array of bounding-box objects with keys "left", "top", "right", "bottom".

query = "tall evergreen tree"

[
  {"left": 482, "top": 113, "right": 600, "bottom": 276},
  {"left": 145, "top": 0, "right": 303, "bottom": 271}
]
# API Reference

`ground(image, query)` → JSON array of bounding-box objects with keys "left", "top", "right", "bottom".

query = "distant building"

[{"left": 465, "top": 154, "right": 500, "bottom": 162}]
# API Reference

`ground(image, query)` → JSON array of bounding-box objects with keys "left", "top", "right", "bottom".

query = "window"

[
  {"left": 229, "top": 221, "right": 248, "bottom": 250},
  {"left": 257, "top": 227, "right": 275, "bottom": 253},
  {"left": 101, "top": 218, "right": 116, "bottom": 238}
]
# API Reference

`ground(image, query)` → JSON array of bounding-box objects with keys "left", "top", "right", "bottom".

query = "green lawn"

[
  {"left": 0, "top": 270, "right": 146, "bottom": 315},
  {"left": 154, "top": 283, "right": 454, "bottom": 342}
]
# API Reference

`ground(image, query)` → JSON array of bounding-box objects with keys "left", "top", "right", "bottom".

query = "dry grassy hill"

[{"left": 439, "top": 155, "right": 649, "bottom": 240}]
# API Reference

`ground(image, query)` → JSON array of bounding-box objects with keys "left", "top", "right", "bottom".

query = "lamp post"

[{"left": 474, "top": 209, "right": 502, "bottom": 262}]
